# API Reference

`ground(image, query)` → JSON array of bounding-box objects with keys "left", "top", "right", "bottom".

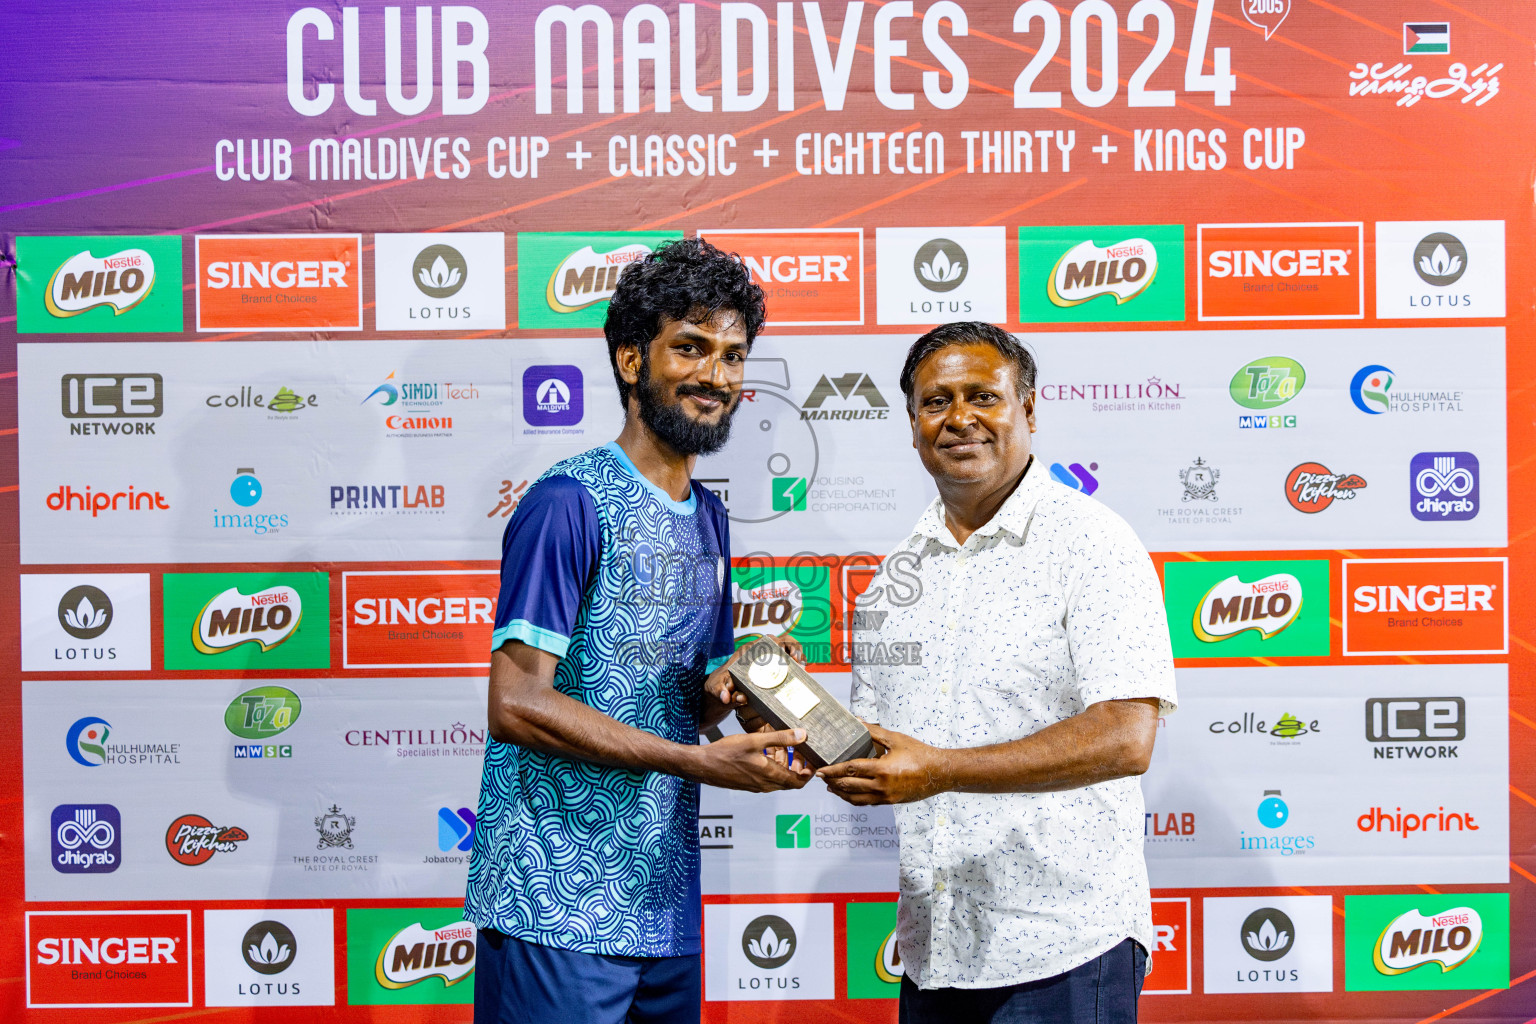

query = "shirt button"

[
  {"left": 940, "top": 681, "right": 950, "bottom": 695},
  {"left": 936, "top": 814, "right": 947, "bottom": 827},
  {"left": 935, "top": 880, "right": 946, "bottom": 893},
  {"left": 945, "top": 617, "right": 958, "bottom": 631}
]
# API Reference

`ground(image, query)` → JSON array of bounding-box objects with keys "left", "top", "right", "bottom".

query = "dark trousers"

[
  {"left": 474, "top": 930, "right": 700, "bottom": 1024},
  {"left": 900, "top": 938, "right": 1147, "bottom": 1024}
]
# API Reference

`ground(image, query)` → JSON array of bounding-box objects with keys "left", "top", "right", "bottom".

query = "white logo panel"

[
  {"left": 1202, "top": 895, "right": 1334, "bottom": 993},
  {"left": 373, "top": 232, "right": 506, "bottom": 330},
  {"left": 203, "top": 908, "right": 336, "bottom": 1006},
  {"left": 20, "top": 574, "right": 151, "bottom": 671},
  {"left": 875, "top": 227, "right": 1006, "bottom": 324},
  {"left": 1375, "top": 220, "right": 1505, "bottom": 319},
  {"left": 704, "top": 902, "right": 833, "bottom": 1001}
]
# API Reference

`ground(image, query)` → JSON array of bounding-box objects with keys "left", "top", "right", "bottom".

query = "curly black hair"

[
  {"left": 898, "top": 321, "right": 1037, "bottom": 413},
  {"left": 604, "top": 237, "right": 767, "bottom": 408}
]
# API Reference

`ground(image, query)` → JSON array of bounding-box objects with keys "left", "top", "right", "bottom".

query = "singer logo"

[
  {"left": 1374, "top": 907, "right": 1482, "bottom": 974},
  {"left": 1142, "top": 898, "right": 1192, "bottom": 994},
  {"left": 27, "top": 910, "right": 192, "bottom": 1008},
  {"left": 1194, "top": 573, "right": 1303, "bottom": 641},
  {"left": 699, "top": 229, "right": 863, "bottom": 325},
  {"left": 1198, "top": 223, "right": 1363, "bottom": 320},
  {"left": 342, "top": 571, "right": 498, "bottom": 669},
  {"left": 196, "top": 234, "right": 362, "bottom": 331},
  {"left": 1343, "top": 558, "right": 1506, "bottom": 656}
]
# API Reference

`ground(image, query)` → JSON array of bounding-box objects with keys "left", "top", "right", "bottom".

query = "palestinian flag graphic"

[{"left": 1403, "top": 22, "right": 1450, "bottom": 54}]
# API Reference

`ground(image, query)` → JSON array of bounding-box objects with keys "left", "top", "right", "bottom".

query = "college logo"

[
  {"left": 1410, "top": 452, "right": 1479, "bottom": 521},
  {"left": 845, "top": 902, "right": 901, "bottom": 999},
  {"left": 1376, "top": 221, "right": 1505, "bottom": 318},
  {"left": 61, "top": 373, "right": 163, "bottom": 434},
  {"left": 163, "top": 573, "right": 329, "bottom": 670},
  {"left": 17, "top": 236, "right": 183, "bottom": 333},
  {"left": 876, "top": 226, "right": 1007, "bottom": 324},
  {"left": 196, "top": 234, "right": 362, "bottom": 331},
  {"left": 1164, "top": 559, "right": 1330, "bottom": 658},
  {"left": 347, "top": 909, "right": 476, "bottom": 1005},
  {"left": 1344, "top": 558, "right": 1505, "bottom": 656},
  {"left": 437, "top": 808, "right": 475, "bottom": 853},
  {"left": 1019, "top": 225, "right": 1185, "bottom": 323},
  {"left": 1198, "top": 223, "right": 1363, "bottom": 320},
  {"left": 374, "top": 232, "right": 506, "bottom": 330},
  {"left": 517, "top": 231, "right": 679, "bottom": 328},
  {"left": 1345, "top": 894, "right": 1508, "bottom": 991},
  {"left": 343, "top": 571, "right": 498, "bottom": 668},
  {"left": 699, "top": 229, "right": 863, "bottom": 325},
  {"left": 1285, "top": 462, "right": 1366, "bottom": 513},
  {"left": 51, "top": 804, "right": 121, "bottom": 874},
  {"left": 205, "top": 384, "right": 318, "bottom": 416},
  {"left": 521, "top": 365, "right": 584, "bottom": 431},
  {"left": 165, "top": 814, "right": 248, "bottom": 865},
  {"left": 1403, "top": 22, "right": 1449, "bottom": 55},
  {"left": 1143, "top": 899, "right": 1192, "bottom": 994},
  {"left": 801, "top": 372, "right": 889, "bottom": 421},
  {"left": 26, "top": 910, "right": 192, "bottom": 1008},
  {"left": 1209, "top": 710, "right": 1319, "bottom": 741}
]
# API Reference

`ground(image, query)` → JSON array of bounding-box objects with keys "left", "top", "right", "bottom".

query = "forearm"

[
  {"left": 938, "top": 699, "right": 1157, "bottom": 794},
  {"left": 492, "top": 682, "right": 703, "bottom": 781}
]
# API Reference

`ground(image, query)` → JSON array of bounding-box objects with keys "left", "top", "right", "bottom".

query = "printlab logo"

[
  {"left": 58, "top": 585, "right": 112, "bottom": 639},
  {"left": 742, "top": 915, "right": 797, "bottom": 969},
  {"left": 914, "top": 239, "right": 968, "bottom": 292},
  {"left": 1285, "top": 462, "right": 1367, "bottom": 513},
  {"left": 1180, "top": 458, "right": 1219, "bottom": 502},
  {"left": 61, "top": 373, "right": 163, "bottom": 434},
  {"left": 521, "top": 365, "right": 584, "bottom": 430},
  {"left": 17, "top": 235, "right": 183, "bottom": 333},
  {"left": 776, "top": 814, "right": 811, "bottom": 849},
  {"left": 165, "top": 814, "right": 249, "bottom": 865},
  {"left": 801, "top": 372, "right": 889, "bottom": 421},
  {"left": 51, "top": 804, "right": 121, "bottom": 874},
  {"left": 1242, "top": 908, "right": 1295, "bottom": 962},
  {"left": 1410, "top": 452, "right": 1479, "bottom": 521},
  {"left": 437, "top": 808, "right": 475, "bottom": 853},
  {"left": 242, "top": 921, "right": 296, "bottom": 975},
  {"left": 1050, "top": 461, "right": 1100, "bottom": 495},
  {"left": 316, "top": 804, "right": 356, "bottom": 850}
]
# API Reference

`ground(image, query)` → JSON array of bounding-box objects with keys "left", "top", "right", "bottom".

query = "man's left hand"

[{"left": 818, "top": 723, "right": 950, "bottom": 805}]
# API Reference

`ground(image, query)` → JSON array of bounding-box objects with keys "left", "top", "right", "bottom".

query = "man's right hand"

[{"left": 689, "top": 729, "right": 813, "bottom": 792}]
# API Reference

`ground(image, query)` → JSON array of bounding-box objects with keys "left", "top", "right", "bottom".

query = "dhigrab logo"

[
  {"left": 1409, "top": 452, "right": 1478, "bottom": 521},
  {"left": 51, "top": 804, "right": 121, "bottom": 874}
]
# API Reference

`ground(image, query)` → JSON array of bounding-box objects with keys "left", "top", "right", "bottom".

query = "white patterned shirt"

[{"left": 850, "top": 456, "right": 1177, "bottom": 990}]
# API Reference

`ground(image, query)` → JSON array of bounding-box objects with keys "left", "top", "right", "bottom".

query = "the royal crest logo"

[
  {"left": 1048, "top": 238, "right": 1158, "bottom": 307},
  {"left": 1194, "top": 573, "right": 1303, "bottom": 641},
  {"left": 545, "top": 243, "right": 652, "bottom": 312},
  {"left": 1374, "top": 907, "right": 1481, "bottom": 975},
  {"left": 1179, "top": 458, "right": 1220, "bottom": 502},
  {"left": 46, "top": 249, "right": 155, "bottom": 317},
  {"left": 375, "top": 920, "right": 476, "bottom": 988},
  {"left": 315, "top": 804, "right": 356, "bottom": 850},
  {"left": 193, "top": 586, "right": 302, "bottom": 654}
]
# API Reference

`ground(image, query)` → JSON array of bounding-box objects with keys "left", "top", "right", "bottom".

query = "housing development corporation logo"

[
  {"left": 1198, "top": 222, "right": 1363, "bottom": 320},
  {"left": 17, "top": 235, "right": 184, "bottom": 333},
  {"left": 699, "top": 229, "right": 863, "bottom": 325},
  {"left": 1164, "top": 559, "right": 1330, "bottom": 658},
  {"left": 517, "top": 231, "right": 680, "bottom": 328},
  {"left": 51, "top": 804, "right": 121, "bottom": 874},
  {"left": 196, "top": 234, "right": 363, "bottom": 331},
  {"left": 1019, "top": 225, "right": 1185, "bottom": 323},
  {"left": 374, "top": 232, "right": 506, "bottom": 330},
  {"left": 1345, "top": 895, "right": 1509, "bottom": 991},
  {"left": 1410, "top": 452, "right": 1479, "bottom": 521},
  {"left": 1376, "top": 221, "right": 1505, "bottom": 318}
]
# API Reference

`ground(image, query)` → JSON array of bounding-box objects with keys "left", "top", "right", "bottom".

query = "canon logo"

[
  {"left": 36, "top": 936, "right": 178, "bottom": 966},
  {"left": 205, "top": 261, "right": 347, "bottom": 289},
  {"left": 352, "top": 597, "right": 492, "bottom": 626},
  {"left": 1207, "top": 249, "right": 1350, "bottom": 278},
  {"left": 1352, "top": 584, "right": 1495, "bottom": 613}
]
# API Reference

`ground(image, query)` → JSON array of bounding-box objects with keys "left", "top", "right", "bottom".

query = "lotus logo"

[
  {"left": 1241, "top": 908, "right": 1295, "bottom": 962},
  {"left": 1374, "top": 907, "right": 1482, "bottom": 975},
  {"left": 193, "top": 585, "right": 302, "bottom": 654},
  {"left": 1048, "top": 238, "right": 1157, "bottom": 307},
  {"left": 1194, "top": 573, "right": 1302, "bottom": 641},
  {"left": 241, "top": 920, "right": 296, "bottom": 975},
  {"left": 46, "top": 248, "right": 156, "bottom": 317},
  {"left": 411, "top": 244, "right": 468, "bottom": 299},
  {"left": 58, "top": 584, "right": 113, "bottom": 639},
  {"left": 913, "top": 239, "right": 968, "bottom": 292},
  {"left": 1413, "top": 232, "right": 1467, "bottom": 286},
  {"left": 546, "top": 243, "right": 652, "bottom": 312},
  {"left": 742, "top": 914, "right": 797, "bottom": 969}
]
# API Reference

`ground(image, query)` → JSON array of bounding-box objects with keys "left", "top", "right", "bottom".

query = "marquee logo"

[
  {"left": 375, "top": 920, "right": 476, "bottom": 989},
  {"left": 342, "top": 570, "right": 498, "bottom": 668},
  {"left": 699, "top": 228, "right": 863, "bottom": 325},
  {"left": 1194, "top": 573, "right": 1302, "bottom": 641},
  {"left": 1343, "top": 558, "right": 1506, "bottom": 656},
  {"left": 165, "top": 813, "right": 248, "bottom": 865},
  {"left": 1285, "top": 462, "right": 1367, "bottom": 512},
  {"left": 801, "top": 372, "right": 889, "bottom": 421},
  {"left": 26, "top": 910, "right": 192, "bottom": 1008},
  {"left": 1198, "top": 222, "right": 1363, "bottom": 320},
  {"left": 18, "top": 235, "right": 183, "bottom": 333},
  {"left": 194, "top": 586, "right": 302, "bottom": 654},
  {"left": 51, "top": 804, "right": 121, "bottom": 874},
  {"left": 1049, "top": 237, "right": 1158, "bottom": 306},
  {"left": 195, "top": 234, "right": 362, "bottom": 331},
  {"left": 518, "top": 231, "right": 680, "bottom": 328},
  {"left": 1374, "top": 908, "right": 1481, "bottom": 974}
]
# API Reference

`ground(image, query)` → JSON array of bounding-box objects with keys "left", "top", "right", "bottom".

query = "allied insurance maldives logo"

[
  {"left": 16, "top": 235, "right": 184, "bottom": 334},
  {"left": 161, "top": 572, "right": 330, "bottom": 670},
  {"left": 195, "top": 234, "right": 363, "bottom": 331},
  {"left": 1163, "top": 560, "right": 1330, "bottom": 659},
  {"left": 1197, "top": 222, "right": 1363, "bottom": 320},
  {"left": 516, "top": 231, "right": 681, "bottom": 329},
  {"left": 1017, "top": 225, "right": 1185, "bottom": 324}
]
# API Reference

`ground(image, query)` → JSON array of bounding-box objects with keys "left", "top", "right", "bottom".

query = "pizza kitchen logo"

[
  {"left": 1194, "top": 573, "right": 1302, "bottom": 642},
  {"left": 1285, "top": 462, "right": 1367, "bottom": 512},
  {"left": 165, "top": 813, "right": 249, "bottom": 865}
]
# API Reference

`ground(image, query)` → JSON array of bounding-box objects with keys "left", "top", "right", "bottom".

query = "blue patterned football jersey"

[{"left": 466, "top": 442, "right": 735, "bottom": 956}]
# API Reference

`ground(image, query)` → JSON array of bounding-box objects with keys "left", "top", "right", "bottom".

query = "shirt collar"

[{"left": 913, "top": 456, "right": 1049, "bottom": 549}]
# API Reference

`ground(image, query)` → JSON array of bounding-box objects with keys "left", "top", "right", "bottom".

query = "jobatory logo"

[
  {"left": 163, "top": 572, "right": 330, "bottom": 670},
  {"left": 1164, "top": 559, "right": 1330, "bottom": 658},
  {"left": 1198, "top": 222, "right": 1363, "bottom": 320},
  {"left": 196, "top": 234, "right": 363, "bottom": 332},
  {"left": 1019, "top": 225, "right": 1185, "bottom": 323},
  {"left": 1049, "top": 461, "right": 1100, "bottom": 494},
  {"left": 342, "top": 570, "right": 498, "bottom": 668},
  {"left": 165, "top": 813, "right": 248, "bottom": 865},
  {"left": 800, "top": 372, "right": 890, "bottom": 421},
  {"left": 17, "top": 236, "right": 183, "bottom": 334},
  {"left": 1376, "top": 221, "right": 1505, "bottom": 318},
  {"left": 1230, "top": 356, "right": 1305, "bottom": 428},
  {"left": 437, "top": 808, "right": 475, "bottom": 853},
  {"left": 876, "top": 226, "right": 1006, "bottom": 324},
  {"left": 699, "top": 229, "right": 864, "bottom": 325},
  {"left": 1410, "top": 452, "right": 1480, "bottom": 521},
  {"left": 61, "top": 373, "right": 163, "bottom": 434},
  {"left": 51, "top": 804, "right": 121, "bottom": 874},
  {"left": 1345, "top": 894, "right": 1508, "bottom": 991},
  {"left": 26, "top": 910, "right": 192, "bottom": 1008},
  {"left": 1403, "top": 22, "right": 1449, "bottom": 54},
  {"left": 517, "top": 231, "right": 680, "bottom": 328},
  {"left": 373, "top": 232, "right": 506, "bottom": 330},
  {"left": 1344, "top": 558, "right": 1506, "bottom": 656},
  {"left": 521, "top": 365, "right": 584, "bottom": 431},
  {"left": 1285, "top": 462, "right": 1367, "bottom": 513}
]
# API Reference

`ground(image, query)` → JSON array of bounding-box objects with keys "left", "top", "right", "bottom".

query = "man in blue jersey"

[{"left": 468, "top": 238, "right": 809, "bottom": 1024}]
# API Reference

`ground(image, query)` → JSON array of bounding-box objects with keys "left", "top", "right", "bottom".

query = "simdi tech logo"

[
  {"left": 1163, "top": 559, "right": 1330, "bottom": 658},
  {"left": 373, "top": 232, "right": 507, "bottom": 330},
  {"left": 195, "top": 234, "right": 363, "bottom": 331},
  {"left": 17, "top": 235, "right": 183, "bottom": 333},
  {"left": 1197, "top": 222, "right": 1363, "bottom": 320},
  {"left": 1344, "top": 894, "right": 1508, "bottom": 991},
  {"left": 517, "top": 231, "right": 681, "bottom": 328},
  {"left": 699, "top": 228, "right": 864, "bottom": 325},
  {"left": 346, "top": 908, "right": 475, "bottom": 1005},
  {"left": 1017, "top": 224, "right": 1185, "bottom": 323},
  {"left": 26, "top": 910, "right": 192, "bottom": 1008},
  {"left": 161, "top": 572, "right": 330, "bottom": 670}
]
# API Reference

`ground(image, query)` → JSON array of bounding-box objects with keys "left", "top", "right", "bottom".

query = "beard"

[{"left": 634, "top": 356, "right": 739, "bottom": 457}]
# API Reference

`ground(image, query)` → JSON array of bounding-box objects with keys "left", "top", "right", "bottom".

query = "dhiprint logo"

[
  {"left": 45, "top": 483, "right": 170, "bottom": 517},
  {"left": 1285, "top": 463, "right": 1367, "bottom": 513},
  {"left": 242, "top": 921, "right": 296, "bottom": 975},
  {"left": 913, "top": 239, "right": 968, "bottom": 292},
  {"left": 521, "top": 365, "right": 584, "bottom": 430},
  {"left": 375, "top": 232, "right": 506, "bottom": 330},
  {"left": 1376, "top": 220, "right": 1505, "bottom": 318},
  {"left": 1414, "top": 233, "right": 1466, "bottom": 286},
  {"left": 437, "top": 808, "right": 475, "bottom": 853},
  {"left": 1410, "top": 452, "right": 1479, "bottom": 521},
  {"left": 58, "top": 585, "right": 113, "bottom": 639},
  {"left": 412, "top": 245, "right": 467, "bottom": 298},
  {"left": 1050, "top": 461, "right": 1100, "bottom": 495},
  {"left": 65, "top": 717, "right": 113, "bottom": 766},
  {"left": 51, "top": 804, "right": 121, "bottom": 874},
  {"left": 1241, "top": 907, "right": 1295, "bottom": 962},
  {"left": 1376, "top": 908, "right": 1480, "bottom": 974},
  {"left": 374, "top": 920, "right": 476, "bottom": 989},
  {"left": 165, "top": 814, "right": 249, "bottom": 865},
  {"left": 1350, "top": 365, "right": 1394, "bottom": 414},
  {"left": 1194, "top": 573, "right": 1302, "bottom": 640},
  {"left": 17, "top": 235, "right": 184, "bottom": 333},
  {"left": 742, "top": 915, "right": 797, "bottom": 969}
]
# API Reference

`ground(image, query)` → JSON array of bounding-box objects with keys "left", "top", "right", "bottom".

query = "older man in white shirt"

[{"left": 819, "top": 321, "right": 1177, "bottom": 1024}]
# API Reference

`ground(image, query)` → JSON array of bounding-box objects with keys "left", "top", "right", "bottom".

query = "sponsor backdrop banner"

[{"left": 0, "top": 1, "right": 1531, "bottom": 1020}]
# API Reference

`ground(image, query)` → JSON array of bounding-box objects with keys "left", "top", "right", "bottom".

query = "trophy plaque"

[{"left": 726, "top": 637, "right": 875, "bottom": 768}]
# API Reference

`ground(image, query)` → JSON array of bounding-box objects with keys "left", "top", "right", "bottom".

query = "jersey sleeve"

[
  {"left": 490, "top": 475, "right": 601, "bottom": 659},
  {"left": 705, "top": 499, "right": 737, "bottom": 674}
]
